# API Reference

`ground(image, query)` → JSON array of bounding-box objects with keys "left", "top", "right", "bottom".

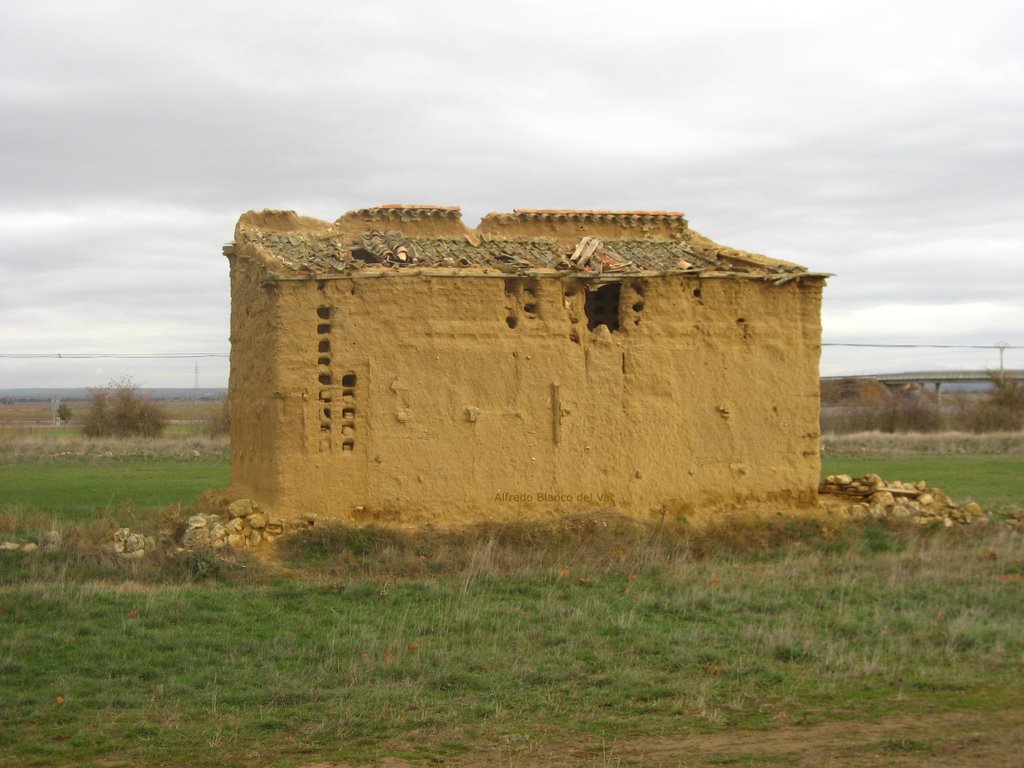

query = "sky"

[{"left": 1, "top": 0, "right": 1022, "bottom": 388}]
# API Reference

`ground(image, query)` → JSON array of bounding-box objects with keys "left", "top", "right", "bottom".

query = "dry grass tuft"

[
  {"left": 275, "top": 512, "right": 837, "bottom": 580},
  {"left": 822, "top": 430, "right": 1024, "bottom": 456},
  {"left": 0, "top": 431, "right": 228, "bottom": 462}
]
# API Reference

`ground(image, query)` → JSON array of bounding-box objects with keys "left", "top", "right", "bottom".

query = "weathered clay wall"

[
  {"left": 228, "top": 262, "right": 822, "bottom": 525},
  {"left": 226, "top": 247, "right": 286, "bottom": 502}
]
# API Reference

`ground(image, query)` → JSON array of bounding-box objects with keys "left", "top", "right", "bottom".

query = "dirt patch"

[
  {"left": 304, "top": 708, "right": 1024, "bottom": 767},
  {"left": 597, "top": 709, "right": 1024, "bottom": 767}
]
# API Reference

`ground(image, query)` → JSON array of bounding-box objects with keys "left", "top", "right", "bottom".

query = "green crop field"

[
  {"left": 0, "top": 458, "right": 230, "bottom": 524},
  {"left": 1, "top": 431, "right": 1022, "bottom": 766}
]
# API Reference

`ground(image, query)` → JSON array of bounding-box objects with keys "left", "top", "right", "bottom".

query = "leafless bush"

[
  {"left": 953, "top": 373, "right": 1024, "bottom": 433},
  {"left": 821, "top": 391, "right": 943, "bottom": 434},
  {"left": 206, "top": 396, "right": 230, "bottom": 437},
  {"left": 80, "top": 377, "right": 167, "bottom": 438}
]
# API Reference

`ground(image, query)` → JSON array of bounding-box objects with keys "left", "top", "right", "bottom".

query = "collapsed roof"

[{"left": 228, "top": 205, "right": 823, "bottom": 282}]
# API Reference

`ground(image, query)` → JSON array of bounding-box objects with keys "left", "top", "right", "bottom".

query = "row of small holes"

[
  {"left": 316, "top": 307, "right": 333, "bottom": 453},
  {"left": 339, "top": 372, "right": 356, "bottom": 451}
]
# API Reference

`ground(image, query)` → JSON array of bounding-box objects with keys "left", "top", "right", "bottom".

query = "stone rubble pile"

[
  {"left": 0, "top": 529, "right": 62, "bottom": 555},
  {"left": 179, "top": 498, "right": 316, "bottom": 550},
  {"left": 1, "top": 499, "right": 318, "bottom": 558},
  {"left": 819, "top": 474, "right": 988, "bottom": 527},
  {"left": 0, "top": 540, "right": 39, "bottom": 553},
  {"left": 110, "top": 528, "right": 156, "bottom": 559}
]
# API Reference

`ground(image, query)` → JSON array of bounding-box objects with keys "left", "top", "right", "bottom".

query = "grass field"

[
  {"left": 821, "top": 455, "right": 1024, "bottom": 514},
  {"left": 1, "top": 430, "right": 1022, "bottom": 766},
  {"left": 0, "top": 458, "right": 229, "bottom": 525}
]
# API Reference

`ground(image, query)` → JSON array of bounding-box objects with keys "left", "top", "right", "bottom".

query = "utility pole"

[
  {"left": 997, "top": 341, "right": 1009, "bottom": 375},
  {"left": 194, "top": 362, "right": 199, "bottom": 390}
]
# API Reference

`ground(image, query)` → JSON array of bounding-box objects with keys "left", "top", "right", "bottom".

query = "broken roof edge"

[
  {"left": 234, "top": 206, "right": 810, "bottom": 273},
  {"left": 237, "top": 205, "right": 693, "bottom": 242},
  {"left": 476, "top": 209, "right": 689, "bottom": 242},
  {"left": 684, "top": 229, "right": 806, "bottom": 272},
  {"left": 264, "top": 267, "right": 830, "bottom": 283}
]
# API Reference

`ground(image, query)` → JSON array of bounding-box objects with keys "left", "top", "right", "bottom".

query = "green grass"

[
  {"left": 822, "top": 455, "right": 1024, "bottom": 513},
  {"left": 2, "top": 527, "right": 1022, "bottom": 766},
  {"left": 0, "top": 457, "right": 229, "bottom": 523},
  {"left": 0, "top": 432, "right": 1022, "bottom": 764}
]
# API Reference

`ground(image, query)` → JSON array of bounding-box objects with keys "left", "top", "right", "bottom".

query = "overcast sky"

[{"left": 1, "top": 0, "right": 1022, "bottom": 388}]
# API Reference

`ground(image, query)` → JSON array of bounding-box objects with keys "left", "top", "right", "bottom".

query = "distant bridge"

[{"left": 822, "top": 369, "right": 1023, "bottom": 400}]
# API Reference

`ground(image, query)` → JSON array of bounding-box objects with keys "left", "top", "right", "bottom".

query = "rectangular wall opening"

[{"left": 584, "top": 282, "right": 621, "bottom": 332}]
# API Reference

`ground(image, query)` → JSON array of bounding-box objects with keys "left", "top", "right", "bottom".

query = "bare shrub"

[
  {"left": 56, "top": 402, "right": 73, "bottom": 424},
  {"left": 877, "top": 392, "right": 944, "bottom": 432},
  {"left": 954, "top": 372, "right": 1024, "bottom": 433},
  {"left": 205, "top": 396, "right": 230, "bottom": 437},
  {"left": 80, "top": 377, "right": 167, "bottom": 438},
  {"left": 821, "top": 391, "right": 943, "bottom": 434}
]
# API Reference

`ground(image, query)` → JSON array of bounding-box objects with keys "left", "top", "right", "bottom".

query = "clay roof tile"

[
  {"left": 511, "top": 208, "right": 686, "bottom": 219},
  {"left": 237, "top": 205, "right": 814, "bottom": 278},
  {"left": 357, "top": 204, "right": 462, "bottom": 217}
]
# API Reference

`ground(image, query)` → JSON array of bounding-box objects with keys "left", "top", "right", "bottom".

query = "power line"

[
  {"left": 0, "top": 344, "right": 1020, "bottom": 359},
  {"left": 822, "top": 343, "right": 1021, "bottom": 350},
  {"left": 0, "top": 353, "right": 228, "bottom": 359}
]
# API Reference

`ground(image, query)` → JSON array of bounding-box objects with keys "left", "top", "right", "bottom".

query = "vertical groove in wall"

[{"left": 551, "top": 383, "right": 561, "bottom": 445}]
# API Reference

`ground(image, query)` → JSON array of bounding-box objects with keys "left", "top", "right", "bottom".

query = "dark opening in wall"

[
  {"left": 632, "top": 299, "right": 644, "bottom": 326},
  {"left": 335, "top": 371, "right": 356, "bottom": 453},
  {"left": 693, "top": 287, "right": 702, "bottom": 298},
  {"left": 316, "top": 307, "right": 334, "bottom": 453},
  {"left": 523, "top": 282, "right": 540, "bottom": 318},
  {"left": 630, "top": 282, "right": 645, "bottom": 326},
  {"left": 504, "top": 278, "right": 521, "bottom": 330},
  {"left": 584, "top": 283, "right": 621, "bottom": 332}
]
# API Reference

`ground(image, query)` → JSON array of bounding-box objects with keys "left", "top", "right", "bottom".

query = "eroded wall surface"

[{"left": 228, "top": 258, "right": 823, "bottom": 524}]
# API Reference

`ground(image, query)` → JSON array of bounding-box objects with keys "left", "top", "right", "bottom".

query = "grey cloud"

[{"left": 1, "top": 0, "right": 1022, "bottom": 386}]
